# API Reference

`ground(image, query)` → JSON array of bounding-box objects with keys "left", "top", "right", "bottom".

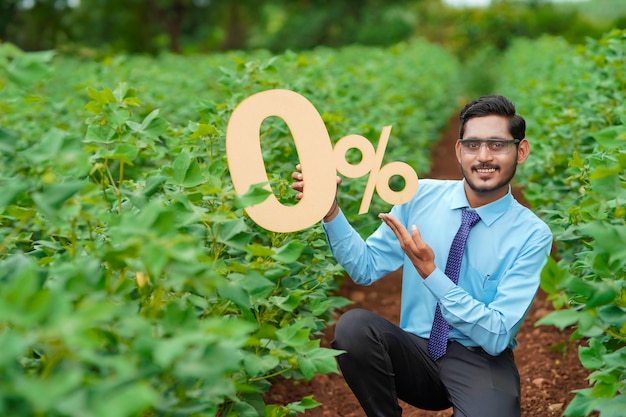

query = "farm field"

[{"left": 1, "top": 28, "right": 624, "bottom": 417}]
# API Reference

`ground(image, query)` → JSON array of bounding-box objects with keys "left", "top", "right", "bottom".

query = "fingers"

[
  {"left": 410, "top": 224, "right": 426, "bottom": 248},
  {"left": 380, "top": 213, "right": 436, "bottom": 278},
  {"left": 291, "top": 164, "right": 341, "bottom": 202},
  {"left": 291, "top": 164, "right": 304, "bottom": 199},
  {"left": 379, "top": 213, "right": 413, "bottom": 248},
  {"left": 378, "top": 213, "right": 404, "bottom": 233},
  {"left": 379, "top": 213, "right": 425, "bottom": 254}
]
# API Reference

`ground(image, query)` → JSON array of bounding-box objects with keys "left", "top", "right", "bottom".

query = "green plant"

[
  {"left": 497, "top": 29, "right": 626, "bottom": 417},
  {"left": 0, "top": 39, "right": 462, "bottom": 416}
]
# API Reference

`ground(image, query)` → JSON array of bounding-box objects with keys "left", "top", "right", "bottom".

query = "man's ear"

[
  {"left": 517, "top": 138, "right": 530, "bottom": 165},
  {"left": 455, "top": 140, "right": 462, "bottom": 164}
]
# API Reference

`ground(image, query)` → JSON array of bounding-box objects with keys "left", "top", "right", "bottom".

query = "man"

[{"left": 292, "top": 95, "right": 553, "bottom": 416}]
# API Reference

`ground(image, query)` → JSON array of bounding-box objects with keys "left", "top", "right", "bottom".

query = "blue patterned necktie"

[{"left": 428, "top": 208, "right": 481, "bottom": 361}]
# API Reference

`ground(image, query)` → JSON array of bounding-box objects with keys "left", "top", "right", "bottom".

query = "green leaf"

[
  {"left": 126, "top": 109, "right": 168, "bottom": 139},
  {"left": 5, "top": 50, "right": 55, "bottom": 86},
  {"left": 0, "top": 126, "right": 19, "bottom": 153},
  {"left": 576, "top": 311, "right": 604, "bottom": 337},
  {"left": 297, "top": 345, "right": 341, "bottom": 380},
  {"left": 579, "top": 339, "right": 606, "bottom": 370},
  {"left": 270, "top": 292, "right": 302, "bottom": 312},
  {"left": 16, "top": 369, "right": 84, "bottom": 411},
  {"left": 308, "top": 347, "right": 341, "bottom": 374},
  {"left": 232, "top": 400, "right": 260, "bottom": 417},
  {"left": 310, "top": 296, "right": 352, "bottom": 316},
  {"left": 85, "top": 123, "right": 115, "bottom": 143},
  {"left": 589, "top": 166, "right": 621, "bottom": 181},
  {"left": 172, "top": 151, "right": 204, "bottom": 187},
  {"left": 240, "top": 270, "right": 275, "bottom": 300},
  {"left": 0, "top": 178, "right": 30, "bottom": 213},
  {"left": 592, "top": 125, "right": 626, "bottom": 148},
  {"left": 32, "top": 181, "right": 86, "bottom": 218},
  {"left": 563, "top": 388, "right": 597, "bottom": 417},
  {"left": 172, "top": 150, "right": 191, "bottom": 183},
  {"left": 561, "top": 275, "right": 595, "bottom": 298},
  {"left": 87, "top": 86, "right": 116, "bottom": 105},
  {"left": 109, "top": 108, "right": 131, "bottom": 126},
  {"left": 601, "top": 346, "right": 626, "bottom": 369},
  {"left": 536, "top": 309, "right": 580, "bottom": 330},
  {"left": 585, "top": 285, "right": 616, "bottom": 309},
  {"left": 265, "top": 397, "right": 322, "bottom": 416},
  {"left": 233, "top": 182, "right": 271, "bottom": 209},
  {"left": 594, "top": 395, "right": 626, "bottom": 417},
  {"left": 243, "top": 352, "right": 280, "bottom": 377},
  {"left": 191, "top": 122, "right": 219, "bottom": 138},
  {"left": 218, "top": 218, "right": 248, "bottom": 243},
  {"left": 142, "top": 175, "right": 167, "bottom": 197},
  {"left": 288, "top": 396, "right": 321, "bottom": 412},
  {"left": 597, "top": 305, "right": 626, "bottom": 327},
  {"left": 23, "top": 128, "right": 65, "bottom": 164},
  {"left": 92, "top": 383, "right": 157, "bottom": 417},
  {"left": 272, "top": 241, "right": 306, "bottom": 263},
  {"left": 219, "top": 277, "right": 251, "bottom": 309},
  {"left": 579, "top": 222, "right": 626, "bottom": 267},
  {"left": 590, "top": 376, "right": 619, "bottom": 399},
  {"left": 568, "top": 151, "right": 585, "bottom": 169},
  {"left": 264, "top": 404, "right": 290, "bottom": 417},
  {"left": 540, "top": 256, "right": 569, "bottom": 294},
  {"left": 104, "top": 143, "right": 139, "bottom": 165},
  {"left": 245, "top": 243, "right": 275, "bottom": 258},
  {"left": 140, "top": 241, "right": 168, "bottom": 277},
  {"left": 0, "top": 330, "right": 30, "bottom": 367},
  {"left": 275, "top": 322, "right": 310, "bottom": 347}
]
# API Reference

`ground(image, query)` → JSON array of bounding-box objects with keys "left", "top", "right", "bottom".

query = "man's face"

[{"left": 456, "top": 115, "right": 529, "bottom": 205}]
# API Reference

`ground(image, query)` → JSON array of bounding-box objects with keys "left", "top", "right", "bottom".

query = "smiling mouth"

[{"left": 475, "top": 167, "right": 497, "bottom": 174}]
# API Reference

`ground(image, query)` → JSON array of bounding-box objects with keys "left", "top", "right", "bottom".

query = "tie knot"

[{"left": 461, "top": 208, "right": 481, "bottom": 228}]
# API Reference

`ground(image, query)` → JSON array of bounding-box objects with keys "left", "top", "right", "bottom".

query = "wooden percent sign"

[{"left": 226, "top": 89, "right": 418, "bottom": 233}]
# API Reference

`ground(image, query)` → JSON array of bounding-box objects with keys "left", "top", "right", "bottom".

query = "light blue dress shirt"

[{"left": 322, "top": 179, "right": 553, "bottom": 356}]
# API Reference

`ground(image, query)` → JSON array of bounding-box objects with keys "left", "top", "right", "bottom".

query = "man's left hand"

[{"left": 379, "top": 213, "right": 436, "bottom": 279}]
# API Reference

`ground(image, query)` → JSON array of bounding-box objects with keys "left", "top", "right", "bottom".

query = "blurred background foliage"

[{"left": 2, "top": 0, "right": 625, "bottom": 58}]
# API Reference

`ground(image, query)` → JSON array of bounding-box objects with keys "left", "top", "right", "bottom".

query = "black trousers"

[{"left": 331, "top": 309, "right": 521, "bottom": 417}]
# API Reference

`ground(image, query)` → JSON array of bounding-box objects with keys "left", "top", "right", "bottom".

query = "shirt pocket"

[
  {"left": 463, "top": 266, "right": 500, "bottom": 303},
  {"left": 482, "top": 273, "right": 500, "bottom": 292}
]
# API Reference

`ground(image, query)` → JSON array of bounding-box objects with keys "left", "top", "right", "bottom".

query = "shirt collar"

[{"left": 450, "top": 180, "right": 513, "bottom": 227}]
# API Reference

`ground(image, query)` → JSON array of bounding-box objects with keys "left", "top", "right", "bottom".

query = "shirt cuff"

[
  {"left": 423, "top": 268, "right": 455, "bottom": 299},
  {"left": 321, "top": 209, "right": 351, "bottom": 241}
]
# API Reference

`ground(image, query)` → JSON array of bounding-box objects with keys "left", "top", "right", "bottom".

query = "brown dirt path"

[{"left": 266, "top": 115, "right": 590, "bottom": 416}]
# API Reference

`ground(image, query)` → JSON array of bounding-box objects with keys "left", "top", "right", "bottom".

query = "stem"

[
  {"left": 248, "top": 366, "right": 292, "bottom": 382},
  {"left": 104, "top": 160, "right": 122, "bottom": 215},
  {"left": 118, "top": 161, "right": 125, "bottom": 215},
  {"left": 69, "top": 218, "right": 77, "bottom": 259},
  {"left": 606, "top": 329, "right": 626, "bottom": 344}
]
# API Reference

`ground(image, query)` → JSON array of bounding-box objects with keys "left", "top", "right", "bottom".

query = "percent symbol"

[{"left": 334, "top": 126, "right": 419, "bottom": 214}]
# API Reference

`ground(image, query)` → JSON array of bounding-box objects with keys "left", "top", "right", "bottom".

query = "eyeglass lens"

[{"left": 460, "top": 140, "right": 515, "bottom": 154}]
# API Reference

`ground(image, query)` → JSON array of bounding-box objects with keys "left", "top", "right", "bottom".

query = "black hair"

[{"left": 459, "top": 95, "right": 526, "bottom": 140}]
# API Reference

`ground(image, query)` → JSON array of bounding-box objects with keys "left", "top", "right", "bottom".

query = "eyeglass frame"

[{"left": 457, "top": 138, "right": 521, "bottom": 154}]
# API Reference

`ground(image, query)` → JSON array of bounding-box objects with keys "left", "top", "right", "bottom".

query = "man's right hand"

[{"left": 291, "top": 164, "right": 341, "bottom": 222}]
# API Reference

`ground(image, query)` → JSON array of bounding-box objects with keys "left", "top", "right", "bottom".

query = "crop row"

[
  {"left": 0, "top": 40, "right": 462, "bottom": 416},
  {"left": 497, "top": 30, "right": 626, "bottom": 417}
]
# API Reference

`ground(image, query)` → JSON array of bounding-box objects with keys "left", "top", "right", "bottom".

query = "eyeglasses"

[{"left": 458, "top": 139, "right": 520, "bottom": 155}]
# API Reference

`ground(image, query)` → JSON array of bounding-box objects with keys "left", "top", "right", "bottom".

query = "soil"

[{"left": 265, "top": 115, "right": 590, "bottom": 416}]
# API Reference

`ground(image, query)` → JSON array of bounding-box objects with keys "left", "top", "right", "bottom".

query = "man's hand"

[
  {"left": 379, "top": 213, "right": 436, "bottom": 278},
  {"left": 291, "top": 164, "right": 341, "bottom": 222}
]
